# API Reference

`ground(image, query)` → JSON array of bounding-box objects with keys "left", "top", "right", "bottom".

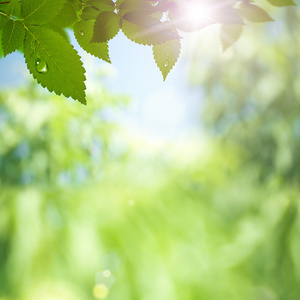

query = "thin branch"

[{"left": 0, "top": 1, "right": 20, "bottom": 4}]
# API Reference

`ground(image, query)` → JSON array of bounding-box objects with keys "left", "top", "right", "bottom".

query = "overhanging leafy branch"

[{"left": 0, "top": 0, "right": 297, "bottom": 104}]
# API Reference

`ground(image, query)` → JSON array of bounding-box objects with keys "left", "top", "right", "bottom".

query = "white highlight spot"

[
  {"left": 103, "top": 270, "right": 111, "bottom": 278},
  {"left": 129, "top": 200, "right": 135, "bottom": 206},
  {"left": 183, "top": 1, "right": 214, "bottom": 27}
]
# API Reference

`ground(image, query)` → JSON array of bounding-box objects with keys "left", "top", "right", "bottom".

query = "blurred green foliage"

[
  {"left": 189, "top": 5, "right": 300, "bottom": 184},
  {"left": 1, "top": 5, "right": 300, "bottom": 300},
  {"left": 0, "top": 81, "right": 129, "bottom": 186}
]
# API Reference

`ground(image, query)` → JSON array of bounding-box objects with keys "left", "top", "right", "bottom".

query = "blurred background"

[{"left": 1, "top": 3, "right": 300, "bottom": 300}]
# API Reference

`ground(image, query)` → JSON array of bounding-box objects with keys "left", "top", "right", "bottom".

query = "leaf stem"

[{"left": 0, "top": 10, "right": 21, "bottom": 21}]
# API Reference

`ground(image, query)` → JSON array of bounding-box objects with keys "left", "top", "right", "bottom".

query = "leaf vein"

[{"left": 24, "top": 25, "right": 84, "bottom": 100}]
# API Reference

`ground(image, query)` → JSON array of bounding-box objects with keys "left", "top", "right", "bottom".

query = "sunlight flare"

[
  {"left": 183, "top": 1, "right": 214, "bottom": 27},
  {"left": 171, "top": 0, "right": 222, "bottom": 31}
]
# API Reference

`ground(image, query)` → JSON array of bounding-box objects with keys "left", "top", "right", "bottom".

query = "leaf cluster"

[{"left": 0, "top": 0, "right": 296, "bottom": 103}]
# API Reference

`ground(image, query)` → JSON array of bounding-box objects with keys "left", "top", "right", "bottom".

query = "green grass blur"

[{"left": 1, "top": 5, "right": 300, "bottom": 300}]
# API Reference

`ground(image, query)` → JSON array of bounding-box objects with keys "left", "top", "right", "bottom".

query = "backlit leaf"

[
  {"left": 239, "top": 3, "right": 274, "bottom": 23},
  {"left": 0, "top": 14, "right": 8, "bottom": 30},
  {"left": 1, "top": 20, "right": 25, "bottom": 56},
  {"left": 122, "top": 12, "right": 180, "bottom": 45},
  {"left": 74, "top": 20, "right": 111, "bottom": 63},
  {"left": 119, "top": 0, "right": 156, "bottom": 16},
  {"left": 24, "top": 26, "right": 86, "bottom": 103},
  {"left": 81, "top": 6, "right": 99, "bottom": 20},
  {"left": 267, "top": 0, "right": 296, "bottom": 7},
  {"left": 51, "top": 3, "right": 77, "bottom": 27},
  {"left": 214, "top": 7, "right": 243, "bottom": 25},
  {"left": 91, "top": 11, "right": 121, "bottom": 43},
  {"left": 47, "top": 25, "right": 69, "bottom": 41},
  {"left": 153, "top": 38, "right": 181, "bottom": 80},
  {"left": 68, "top": 0, "right": 83, "bottom": 11},
  {"left": 220, "top": 24, "right": 243, "bottom": 51},
  {"left": 6, "top": 0, "right": 21, "bottom": 18},
  {"left": 87, "top": 0, "right": 115, "bottom": 12},
  {"left": 22, "top": 0, "right": 65, "bottom": 25}
]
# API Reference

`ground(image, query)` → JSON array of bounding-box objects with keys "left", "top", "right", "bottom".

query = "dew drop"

[
  {"left": 164, "top": 60, "right": 169, "bottom": 67},
  {"left": 36, "top": 58, "right": 48, "bottom": 73},
  {"left": 79, "top": 30, "right": 84, "bottom": 36}
]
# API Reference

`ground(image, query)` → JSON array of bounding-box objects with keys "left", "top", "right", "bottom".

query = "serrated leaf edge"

[
  {"left": 220, "top": 24, "right": 244, "bottom": 52},
  {"left": 91, "top": 11, "right": 121, "bottom": 43},
  {"left": 121, "top": 18, "right": 181, "bottom": 46},
  {"left": 152, "top": 39, "right": 181, "bottom": 81},
  {"left": 24, "top": 25, "right": 87, "bottom": 104},
  {"left": 74, "top": 20, "right": 111, "bottom": 63},
  {"left": 2, "top": 19, "right": 16, "bottom": 56}
]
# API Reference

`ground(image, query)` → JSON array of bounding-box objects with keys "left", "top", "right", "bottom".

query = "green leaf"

[
  {"left": 123, "top": 11, "right": 159, "bottom": 28},
  {"left": 122, "top": 12, "right": 180, "bottom": 45},
  {"left": 267, "top": 0, "right": 296, "bottom": 7},
  {"left": 87, "top": 0, "right": 115, "bottom": 12},
  {"left": 91, "top": 11, "right": 121, "bottom": 43},
  {"left": 51, "top": 3, "right": 77, "bottom": 27},
  {"left": 153, "top": 38, "right": 181, "bottom": 81},
  {"left": 0, "top": 14, "right": 8, "bottom": 30},
  {"left": 1, "top": 20, "right": 25, "bottom": 57},
  {"left": 220, "top": 24, "right": 243, "bottom": 52},
  {"left": 22, "top": 0, "right": 65, "bottom": 25},
  {"left": 6, "top": 0, "right": 21, "bottom": 18},
  {"left": 68, "top": 0, "right": 83, "bottom": 11},
  {"left": 214, "top": 7, "right": 243, "bottom": 25},
  {"left": 116, "top": 0, "right": 125, "bottom": 7},
  {"left": 119, "top": 0, "right": 156, "bottom": 16},
  {"left": 46, "top": 25, "right": 69, "bottom": 41},
  {"left": 239, "top": 3, "right": 274, "bottom": 23},
  {"left": 74, "top": 20, "right": 111, "bottom": 63},
  {"left": 81, "top": 6, "right": 99, "bottom": 20},
  {"left": 24, "top": 26, "right": 86, "bottom": 104}
]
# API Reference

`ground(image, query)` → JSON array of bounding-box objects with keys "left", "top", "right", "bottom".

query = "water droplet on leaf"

[
  {"left": 36, "top": 58, "right": 48, "bottom": 73},
  {"left": 164, "top": 60, "right": 169, "bottom": 67},
  {"left": 79, "top": 30, "right": 84, "bottom": 36}
]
